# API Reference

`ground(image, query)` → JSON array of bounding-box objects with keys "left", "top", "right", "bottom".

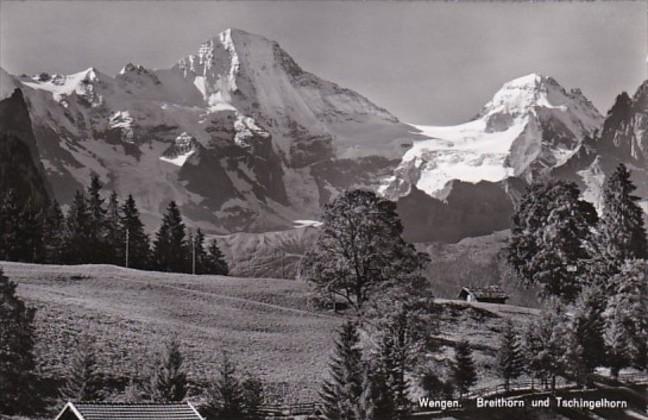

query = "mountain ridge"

[
  {"left": 3, "top": 29, "right": 419, "bottom": 233},
  {"left": 2, "top": 29, "right": 642, "bottom": 243}
]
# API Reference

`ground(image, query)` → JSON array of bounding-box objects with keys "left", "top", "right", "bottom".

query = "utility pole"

[
  {"left": 125, "top": 228, "right": 130, "bottom": 268},
  {"left": 191, "top": 230, "right": 196, "bottom": 275}
]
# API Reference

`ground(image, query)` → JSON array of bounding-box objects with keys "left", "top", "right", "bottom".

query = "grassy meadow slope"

[
  {"left": 2, "top": 261, "right": 541, "bottom": 411},
  {"left": 2, "top": 262, "right": 339, "bottom": 403}
]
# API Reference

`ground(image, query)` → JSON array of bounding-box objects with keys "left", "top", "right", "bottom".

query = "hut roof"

[
  {"left": 55, "top": 402, "right": 204, "bottom": 420},
  {"left": 459, "top": 285, "right": 508, "bottom": 300}
]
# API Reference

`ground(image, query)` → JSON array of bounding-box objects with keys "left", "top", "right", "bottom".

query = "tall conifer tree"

[
  {"left": 42, "top": 200, "right": 65, "bottom": 264},
  {"left": 452, "top": 340, "right": 476, "bottom": 398},
  {"left": 64, "top": 190, "right": 92, "bottom": 263},
  {"left": 0, "top": 190, "right": 22, "bottom": 261},
  {"left": 593, "top": 164, "right": 648, "bottom": 284},
  {"left": 0, "top": 267, "right": 37, "bottom": 414},
  {"left": 104, "top": 192, "right": 123, "bottom": 265},
  {"left": 86, "top": 174, "right": 107, "bottom": 262},
  {"left": 149, "top": 338, "right": 187, "bottom": 402},
  {"left": 320, "top": 321, "right": 364, "bottom": 419},
  {"left": 204, "top": 352, "right": 245, "bottom": 419},
  {"left": 496, "top": 320, "right": 524, "bottom": 391},
  {"left": 60, "top": 334, "right": 103, "bottom": 402},
  {"left": 523, "top": 304, "right": 566, "bottom": 390},
  {"left": 205, "top": 239, "right": 229, "bottom": 275},
  {"left": 121, "top": 195, "right": 150, "bottom": 269},
  {"left": 604, "top": 260, "right": 648, "bottom": 373},
  {"left": 153, "top": 201, "right": 186, "bottom": 272},
  {"left": 563, "top": 286, "right": 606, "bottom": 387}
]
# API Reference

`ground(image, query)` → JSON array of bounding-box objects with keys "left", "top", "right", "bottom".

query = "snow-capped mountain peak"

[
  {"left": 7, "top": 29, "right": 419, "bottom": 233},
  {"left": 172, "top": 29, "right": 406, "bottom": 160},
  {"left": 21, "top": 67, "right": 107, "bottom": 106},
  {"left": 481, "top": 73, "right": 562, "bottom": 116},
  {"left": 381, "top": 74, "right": 604, "bottom": 200},
  {"left": 480, "top": 73, "right": 601, "bottom": 134}
]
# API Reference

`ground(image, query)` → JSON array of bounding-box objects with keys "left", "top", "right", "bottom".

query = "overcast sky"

[{"left": 1, "top": 1, "right": 645, "bottom": 124}]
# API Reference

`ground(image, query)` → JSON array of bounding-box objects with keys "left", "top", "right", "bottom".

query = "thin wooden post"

[{"left": 125, "top": 228, "right": 130, "bottom": 268}]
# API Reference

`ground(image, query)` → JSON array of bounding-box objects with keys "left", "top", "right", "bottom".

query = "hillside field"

[
  {"left": 214, "top": 227, "right": 543, "bottom": 307},
  {"left": 2, "top": 261, "right": 541, "bottom": 412}
]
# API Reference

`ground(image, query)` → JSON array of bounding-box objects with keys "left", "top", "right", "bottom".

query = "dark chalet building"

[
  {"left": 54, "top": 402, "right": 204, "bottom": 420},
  {"left": 458, "top": 285, "right": 509, "bottom": 304}
]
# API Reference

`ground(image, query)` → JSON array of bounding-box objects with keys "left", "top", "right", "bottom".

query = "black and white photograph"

[{"left": 0, "top": 0, "right": 647, "bottom": 419}]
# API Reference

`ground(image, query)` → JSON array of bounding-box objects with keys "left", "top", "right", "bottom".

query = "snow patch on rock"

[{"left": 381, "top": 74, "right": 603, "bottom": 200}]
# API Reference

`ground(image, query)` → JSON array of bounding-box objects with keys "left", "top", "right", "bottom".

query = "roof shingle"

[{"left": 57, "top": 402, "right": 204, "bottom": 420}]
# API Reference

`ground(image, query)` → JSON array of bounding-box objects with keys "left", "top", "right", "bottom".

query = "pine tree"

[
  {"left": 597, "top": 164, "right": 648, "bottom": 277},
  {"left": 452, "top": 340, "right": 477, "bottom": 398},
  {"left": 205, "top": 239, "right": 229, "bottom": 275},
  {"left": 121, "top": 195, "right": 150, "bottom": 269},
  {"left": 0, "top": 190, "right": 22, "bottom": 261},
  {"left": 204, "top": 351, "right": 245, "bottom": 419},
  {"left": 603, "top": 306, "right": 631, "bottom": 379},
  {"left": 563, "top": 286, "right": 606, "bottom": 387},
  {"left": 149, "top": 338, "right": 187, "bottom": 402},
  {"left": 153, "top": 201, "right": 187, "bottom": 272},
  {"left": 192, "top": 229, "right": 207, "bottom": 274},
  {"left": 420, "top": 368, "right": 454, "bottom": 400},
  {"left": 355, "top": 366, "right": 377, "bottom": 420},
  {"left": 186, "top": 229, "right": 208, "bottom": 274},
  {"left": 0, "top": 267, "right": 38, "bottom": 414},
  {"left": 42, "top": 200, "right": 65, "bottom": 264},
  {"left": 64, "top": 190, "right": 93, "bottom": 264},
  {"left": 371, "top": 298, "right": 434, "bottom": 417},
  {"left": 122, "top": 376, "right": 144, "bottom": 403},
  {"left": 507, "top": 180, "right": 597, "bottom": 302},
  {"left": 604, "top": 260, "right": 648, "bottom": 373},
  {"left": 367, "top": 363, "right": 396, "bottom": 420},
  {"left": 320, "top": 321, "right": 364, "bottom": 419},
  {"left": 523, "top": 304, "right": 566, "bottom": 390},
  {"left": 60, "top": 334, "right": 103, "bottom": 402},
  {"left": 15, "top": 199, "right": 43, "bottom": 262},
  {"left": 86, "top": 174, "right": 107, "bottom": 262},
  {"left": 104, "top": 192, "right": 123, "bottom": 265},
  {"left": 241, "top": 374, "right": 264, "bottom": 420},
  {"left": 496, "top": 320, "right": 524, "bottom": 391}
]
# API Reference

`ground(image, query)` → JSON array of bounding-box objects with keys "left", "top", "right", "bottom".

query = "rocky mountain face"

[
  {"left": 553, "top": 82, "right": 648, "bottom": 216},
  {"left": 5, "top": 28, "right": 643, "bottom": 244},
  {"left": 0, "top": 73, "right": 50, "bottom": 210},
  {"left": 382, "top": 74, "right": 603, "bottom": 201},
  {"left": 5, "top": 28, "right": 420, "bottom": 232},
  {"left": 386, "top": 74, "right": 604, "bottom": 242}
]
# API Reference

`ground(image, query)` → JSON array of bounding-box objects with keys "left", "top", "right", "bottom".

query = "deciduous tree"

[
  {"left": 301, "top": 190, "right": 428, "bottom": 312},
  {"left": 506, "top": 180, "right": 597, "bottom": 302}
]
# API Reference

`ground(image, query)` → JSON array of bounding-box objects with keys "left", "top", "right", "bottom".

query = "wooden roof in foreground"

[{"left": 55, "top": 402, "right": 204, "bottom": 420}]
